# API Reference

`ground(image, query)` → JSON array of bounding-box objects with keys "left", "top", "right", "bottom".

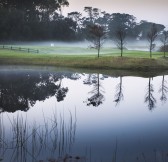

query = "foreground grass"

[{"left": 0, "top": 49, "right": 168, "bottom": 70}]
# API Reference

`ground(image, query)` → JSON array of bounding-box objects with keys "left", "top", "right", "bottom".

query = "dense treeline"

[{"left": 0, "top": 1, "right": 166, "bottom": 41}]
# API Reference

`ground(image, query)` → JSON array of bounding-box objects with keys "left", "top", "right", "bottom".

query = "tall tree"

[
  {"left": 134, "top": 21, "right": 165, "bottom": 40},
  {"left": 109, "top": 13, "right": 137, "bottom": 39},
  {"left": 147, "top": 23, "right": 158, "bottom": 58},
  {"left": 160, "top": 30, "right": 168, "bottom": 57},
  {"left": 84, "top": 7, "right": 100, "bottom": 24},
  {"left": 0, "top": 0, "right": 69, "bottom": 22},
  {"left": 114, "top": 27, "right": 127, "bottom": 57},
  {"left": 88, "top": 24, "right": 107, "bottom": 57}
]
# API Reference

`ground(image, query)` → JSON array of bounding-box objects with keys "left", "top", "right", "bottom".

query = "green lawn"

[{"left": 0, "top": 45, "right": 168, "bottom": 70}]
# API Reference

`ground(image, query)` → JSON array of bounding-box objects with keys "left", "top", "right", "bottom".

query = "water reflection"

[
  {"left": 0, "top": 72, "right": 69, "bottom": 113},
  {"left": 114, "top": 76, "right": 124, "bottom": 106},
  {"left": 145, "top": 77, "right": 156, "bottom": 110},
  {"left": 0, "top": 71, "right": 168, "bottom": 112},
  {"left": 85, "top": 74, "right": 105, "bottom": 107},
  {"left": 159, "top": 75, "right": 168, "bottom": 104},
  {"left": 0, "top": 68, "right": 168, "bottom": 162}
]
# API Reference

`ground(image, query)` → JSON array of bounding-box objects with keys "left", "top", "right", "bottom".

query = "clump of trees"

[
  {"left": 160, "top": 30, "right": 168, "bottom": 57},
  {"left": 114, "top": 28, "right": 127, "bottom": 57},
  {"left": 0, "top": 1, "right": 166, "bottom": 59},
  {"left": 147, "top": 24, "right": 159, "bottom": 58}
]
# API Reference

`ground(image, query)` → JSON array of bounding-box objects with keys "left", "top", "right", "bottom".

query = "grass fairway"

[{"left": 0, "top": 46, "right": 168, "bottom": 71}]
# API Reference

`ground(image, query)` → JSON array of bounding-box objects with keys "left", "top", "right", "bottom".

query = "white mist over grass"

[{"left": 3, "top": 40, "right": 162, "bottom": 55}]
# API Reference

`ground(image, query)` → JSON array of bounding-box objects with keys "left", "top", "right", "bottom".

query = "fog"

[{"left": 3, "top": 39, "right": 162, "bottom": 55}]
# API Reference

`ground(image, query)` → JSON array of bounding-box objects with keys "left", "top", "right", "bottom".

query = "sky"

[{"left": 62, "top": 0, "right": 168, "bottom": 28}]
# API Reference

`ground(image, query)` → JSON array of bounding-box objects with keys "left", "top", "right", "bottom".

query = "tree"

[
  {"left": 68, "top": 12, "right": 82, "bottom": 30},
  {"left": 88, "top": 24, "right": 107, "bottom": 58},
  {"left": 84, "top": 7, "right": 100, "bottom": 24},
  {"left": 109, "top": 13, "right": 137, "bottom": 39},
  {"left": 114, "top": 27, "right": 127, "bottom": 57},
  {"left": 147, "top": 23, "right": 158, "bottom": 58},
  {"left": 135, "top": 21, "right": 165, "bottom": 40},
  {"left": 160, "top": 30, "right": 168, "bottom": 57},
  {"left": 0, "top": 0, "right": 69, "bottom": 23}
]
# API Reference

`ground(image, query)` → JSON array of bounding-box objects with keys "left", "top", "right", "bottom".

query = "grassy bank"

[{"left": 0, "top": 49, "right": 168, "bottom": 70}]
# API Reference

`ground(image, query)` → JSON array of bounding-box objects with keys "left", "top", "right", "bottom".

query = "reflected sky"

[{"left": 0, "top": 67, "right": 168, "bottom": 161}]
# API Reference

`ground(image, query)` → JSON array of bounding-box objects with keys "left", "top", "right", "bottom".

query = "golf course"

[{"left": 0, "top": 43, "right": 168, "bottom": 71}]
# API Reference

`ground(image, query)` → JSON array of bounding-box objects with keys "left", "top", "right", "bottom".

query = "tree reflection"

[
  {"left": 85, "top": 74, "right": 105, "bottom": 107},
  {"left": 159, "top": 75, "right": 168, "bottom": 104},
  {"left": 145, "top": 78, "right": 156, "bottom": 110},
  {"left": 114, "top": 77, "right": 124, "bottom": 106},
  {"left": 0, "top": 72, "right": 69, "bottom": 113}
]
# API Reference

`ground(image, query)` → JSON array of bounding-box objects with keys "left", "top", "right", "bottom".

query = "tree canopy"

[{"left": 0, "top": 4, "right": 166, "bottom": 41}]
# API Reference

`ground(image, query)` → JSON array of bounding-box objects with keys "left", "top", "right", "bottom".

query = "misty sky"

[{"left": 63, "top": 0, "right": 168, "bottom": 28}]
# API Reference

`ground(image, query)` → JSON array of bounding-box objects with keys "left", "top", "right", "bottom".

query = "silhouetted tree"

[
  {"left": 109, "top": 13, "right": 137, "bottom": 39},
  {"left": 88, "top": 24, "right": 107, "bottom": 57},
  {"left": 145, "top": 78, "right": 156, "bottom": 110},
  {"left": 68, "top": 12, "right": 82, "bottom": 32},
  {"left": 114, "top": 77, "right": 124, "bottom": 106},
  {"left": 96, "top": 11, "right": 111, "bottom": 27},
  {"left": 135, "top": 21, "right": 165, "bottom": 40},
  {"left": 114, "top": 28, "right": 127, "bottom": 57},
  {"left": 147, "top": 24, "right": 158, "bottom": 58},
  {"left": 84, "top": 7, "right": 100, "bottom": 24},
  {"left": 159, "top": 75, "right": 168, "bottom": 104},
  {"left": 160, "top": 30, "right": 168, "bottom": 57}
]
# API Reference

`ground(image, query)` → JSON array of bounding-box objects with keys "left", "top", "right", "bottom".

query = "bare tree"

[
  {"left": 88, "top": 24, "right": 107, "bottom": 58},
  {"left": 147, "top": 23, "right": 158, "bottom": 58},
  {"left": 160, "top": 30, "right": 168, "bottom": 58},
  {"left": 114, "top": 28, "right": 127, "bottom": 57}
]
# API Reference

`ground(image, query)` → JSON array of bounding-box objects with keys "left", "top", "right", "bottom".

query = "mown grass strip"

[{"left": 0, "top": 49, "right": 168, "bottom": 70}]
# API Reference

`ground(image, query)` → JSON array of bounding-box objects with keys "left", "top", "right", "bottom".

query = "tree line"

[
  {"left": 0, "top": 2, "right": 168, "bottom": 57},
  {"left": 0, "top": 1, "right": 166, "bottom": 42}
]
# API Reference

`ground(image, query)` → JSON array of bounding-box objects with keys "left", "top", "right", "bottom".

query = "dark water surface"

[{"left": 0, "top": 66, "right": 168, "bottom": 162}]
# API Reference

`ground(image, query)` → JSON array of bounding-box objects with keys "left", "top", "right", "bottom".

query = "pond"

[{"left": 0, "top": 66, "right": 168, "bottom": 162}]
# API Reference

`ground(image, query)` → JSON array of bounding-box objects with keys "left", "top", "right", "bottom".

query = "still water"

[{"left": 0, "top": 66, "right": 168, "bottom": 162}]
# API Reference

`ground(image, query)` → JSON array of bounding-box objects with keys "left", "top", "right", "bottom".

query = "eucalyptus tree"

[
  {"left": 109, "top": 13, "right": 137, "bottom": 39},
  {"left": 147, "top": 23, "right": 158, "bottom": 58},
  {"left": 88, "top": 24, "right": 107, "bottom": 58},
  {"left": 135, "top": 21, "right": 165, "bottom": 40},
  {"left": 84, "top": 7, "right": 100, "bottom": 24},
  {"left": 114, "top": 27, "right": 127, "bottom": 57},
  {"left": 160, "top": 30, "right": 168, "bottom": 57},
  {"left": 68, "top": 12, "right": 82, "bottom": 30}
]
